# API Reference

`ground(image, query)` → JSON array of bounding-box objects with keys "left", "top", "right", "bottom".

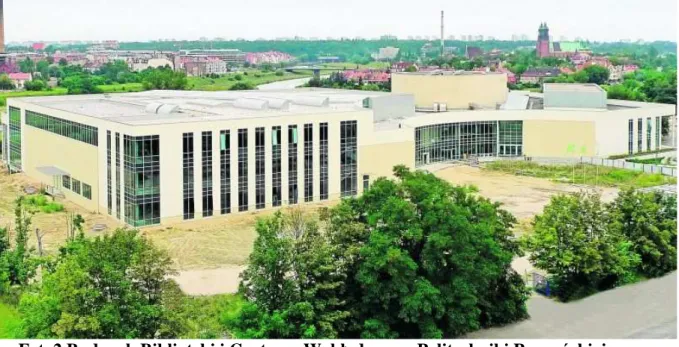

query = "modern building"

[
  {"left": 391, "top": 71, "right": 509, "bottom": 110},
  {"left": 2, "top": 85, "right": 674, "bottom": 228}
]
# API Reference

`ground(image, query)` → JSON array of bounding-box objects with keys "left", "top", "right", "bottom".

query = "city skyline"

[{"left": 3, "top": 0, "right": 677, "bottom": 43}]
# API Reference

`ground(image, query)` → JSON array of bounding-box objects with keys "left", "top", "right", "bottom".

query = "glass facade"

[
  {"left": 304, "top": 124, "right": 313, "bottom": 202},
  {"left": 124, "top": 135, "right": 160, "bottom": 227},
  {"left": 9, "top": 107, "right": 22, "bottom": 171},
  {"left": 115, "top": 133, "right": 121, "bottom": 219},
  {"left": 220, "top": 130, "right": 231, "bottom": 214},
  {"left": 183, "top": 133, "right": 195, "bottom": 220},
  {"left": 319, "top": 123, "right": 329, "bottom": 200},
  {"left": 415, "top": 121, "right": 498, "bottom": 166},
  {"left": 647, "top": 117, "right": 652, "bottom": 151},
  {"left": 107, "top": 131, "right": 112, "bottom": 214},
  {"left": 202, "top": 131, "right": 214, "bottom": 217},
  {"left": 25, "top": 110, "right": 98, "bottom": 146},
  {"left": 340, "top": 121, "right": 358, "bottom": 197},
  {"left": 363, "top": 175, "right": 370, "bottom": 191},
  {"left": 272, "top": 126, "right": 282, "bottom": 207},
  {"left": 637, "top": 118, "right": 643, "bottom": 153},
  {"left": 498, "top": 121, "right": 523, "bottom": 157},
  {"left": 255, "top": 127, "right": 265, "bottom": 209},
  {"left": 288, "top": 125, "right": 298, "bottom": 204},
  {"left": 238, "top": 129, "right": 248, "bottom": 212},
  {"left": 628, "top": 119, "right": 634, "bottom": 155}
]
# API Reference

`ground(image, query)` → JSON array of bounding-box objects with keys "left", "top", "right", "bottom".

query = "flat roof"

[
  {"left": 14, "top": 89, "right": 395, "bottom": 126},
  {"left": 543, "top": 83, "right": 604, "bottom": 93},
  {"left": 392, "top": 71, "right": 505, "bottom": 76}
]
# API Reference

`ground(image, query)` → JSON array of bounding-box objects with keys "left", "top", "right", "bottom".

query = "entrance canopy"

[{"left": 36, "top": 166, "right": 70, "bottom": 176}]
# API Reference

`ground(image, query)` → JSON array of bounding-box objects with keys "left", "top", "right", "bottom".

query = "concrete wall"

[
  {"left": 523, "top": 120, "right": 596, "bottom": 157},
  {"left": 371, "top": 94, "right": 415, "bottom": 122},
  {"left": 544, "top": 87, "right": 607, "bottom": 109},
  {"left": 23, "top": 125, "right": 101, "bottom": 212},
  {"left": 391, "top": 73, "right": 508, "bottom": 109}
]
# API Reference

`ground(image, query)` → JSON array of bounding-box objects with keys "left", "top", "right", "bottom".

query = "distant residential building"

[
  {"left": 391, "top": 62, "right": 417, "bottom": 72},
  {"left": 180, "top": 57, "right": 228, "bottom": 76},
  {"left": 341, "top": 69, "right": 390, "bottom": 83},
  {"left": 380, "top": 34, "right": 398, "bottom": 40},
  {"left": 32, "top": 42, "right": 46, "bottom": 51},
  {"left": 317, "top": 56, "right": 342, "bottom": 63},
  {"left": 8, "top": 72, "right": 32, "bottom": 89},
  {"left": 372, "top": 46, "right": 400, "bottom": 61},
  {"left": 520, "top": 67, "right": 560, "bottom": 84},
  {"left": 180, "top": 49, "right": 246, "bottom": 64},
  {"left": 465, "top": 46, "right": 483, "bottom": 59},
  {"left": 245, "top": 51, "right": 295, "bottom": 65},
  {"left": 608, "top": 64, "right": 639, "bottom": 82}
]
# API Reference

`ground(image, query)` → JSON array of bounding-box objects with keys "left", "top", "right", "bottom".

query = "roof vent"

[
  {"left": 291, "top": 96, "right": 329, "bottom": 107},
  {"left": 145, "top": 103, "right": 163, "bottom": 114},
  {"left": 157, "top": 104, "right": 180, "bottom": 115},
  {"left": 234, "top": 98, "right": 269, "bottom": 110},
  {"left": 266, "top": 99, "right": 291, "bottom": 110}
]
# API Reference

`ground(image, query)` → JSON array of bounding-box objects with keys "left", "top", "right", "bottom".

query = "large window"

[
  {"left": 656, "top": 117, "right": 661, "bottom": 149},
  {"left": 115, "top": 133, "right": 121, "bottom": 219},
  {"left": 628, "top": 119, "right": 634, "bottom": 155},
  {"left": 304, "top": 124, "right": 313, "bottom": 202},
  {"left": 183, "top": 133, "right": 195, "bottom": 220},
  {"left": 83, "top": 183, "right": 92, "bottom": 200},
  {"left": 340, "top": 121, "right": 358, "bottom": 197},
  {"left": 124, "top": 135, "right": 160, "bottom": 227},
  {"left": 72, "top": 178, "right": 81, "bottom": 195},
  {"left": 647, "top": 117, "right": 652, "bottom": 151},
  {"left": 415, "top": 121, "right": 498, "bottom": 166},
  {"left": 25, "top": 110, "right": 98, "bottom": 146},
  {"left": 238, "top": 129, "right": 248, "bottom": 212},
  {"left": 255, "top": 127, "right": 265, "bottom": 209},
  {"left": 9, "top": 107, "right": 21, "bottom": 171},
  {"left": 63, "top": 175, "right": 71, "bottom": 190},
  {"left": 272, "top": 126, "right": 282, "bottom": 207},
  {"left": 319, "top": 123, "right": 329, "bottom": 200},
  {"left": 107, "top": 131, "right": 112, "bottom": 214},
  {"left": 498, "top": 121, "right": 523, "bottom": 157},
  {"left": 637, "top": 118, "right": 643, "bottom": 153},
  {"left": 288, "top": 125, "right": 298, "bottom": 204},
  {"left": 220, "top": 130, "right": 231, "bottom": 214},
  {"left": 202, "top": 131, "right": 214, "bottom": 217}
]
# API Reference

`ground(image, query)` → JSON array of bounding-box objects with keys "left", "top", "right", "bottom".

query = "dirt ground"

[{"left": 1, "top": 164, "right": 621, "bottom": 295}]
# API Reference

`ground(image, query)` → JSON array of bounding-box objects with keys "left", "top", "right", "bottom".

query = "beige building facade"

[{"left": 1, "top": 87, "right": 674, "bottom": 228}]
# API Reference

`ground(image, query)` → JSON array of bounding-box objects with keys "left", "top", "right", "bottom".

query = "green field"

[
  {"left": 484, "top": 161, "right": 676, "bottom": 189},
  {"left": 98, "top": 83, "right": 145, "bottom": 93},
  {"left": 0, "top": 301, "right": 23, "bottom": 338},
  {"left": 188, "top": 70, "right": 312, "bottom": 91}
]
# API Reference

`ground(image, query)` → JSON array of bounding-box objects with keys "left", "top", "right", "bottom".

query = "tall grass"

[
  {"left": 484, "top": 161, "right": 676, "bottom": 189},
  {"left": 23, "top": 194, "right": 64, "bottom": 214},
  {"left": 0, "top": 301, "right": 23, "bottom": 338}
]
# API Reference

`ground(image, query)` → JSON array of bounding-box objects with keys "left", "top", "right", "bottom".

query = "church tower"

[{"left": 536, "top": 22, "right": 550, "bottom": 58}]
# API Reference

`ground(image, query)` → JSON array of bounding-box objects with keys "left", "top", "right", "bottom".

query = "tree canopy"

[{"left": 232, "top": 166, "right": 529, "bottom": 338}]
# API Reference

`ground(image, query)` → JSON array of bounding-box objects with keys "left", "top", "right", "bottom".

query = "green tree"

[
  {"left": 0, "top": 74, "right": 16, "bottom": 90},
  {"left": 524, "top": 192, "right": 640, "bottom": 301},
  {"left": 20, "top": 229, "right": 178, "bottom": 338},
  {"left": 608, "top": 189, "right": 677, "bottom": 278},
  {"left": 583, "top": 65, "right": 610, "bottom": 85},
  {"left": 19, "top": 58, "right": 36, "bottom": 74},
  {"left": 232, "top": 210, "right": 348, "bottom": 338},
  {"left": 24, "top": 80, "right": 47, "bottom": 91},
  {"left": 140, "top": 67, "right": 187, "bottom": 90},
  {"left": 405, "top": 65, "right": 417, "bottom": 73}
]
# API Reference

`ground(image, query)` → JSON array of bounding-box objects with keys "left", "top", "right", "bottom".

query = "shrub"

[
  {"left": 275, "top": 71, "right": 284, "bottom": 76},
  {"left": 234, "top": 74, "right": 243, "bottom": 81}
]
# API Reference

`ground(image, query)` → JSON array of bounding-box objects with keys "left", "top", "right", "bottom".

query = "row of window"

[
  {"left": 8, "top": 107, "right": 22, "bottom": 171},
  {"left": 628, "top": 117, "right": 661, "bottom": 155},
  {"left": 62, "top": 175, "right": 92, "bottom": 200},
  {"left": 415, "top": 121, "right": 503, "bottom": 166},
  {"left": 25, "top": 110, "right": 98, "bottom": 146},
  {"left": 181, "top": 123, "right": 349, "bottom": 219}
]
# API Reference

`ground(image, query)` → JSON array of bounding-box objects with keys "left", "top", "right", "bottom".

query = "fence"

[{"left": 480, "top": 156, "right": 677, "bottom": 177}]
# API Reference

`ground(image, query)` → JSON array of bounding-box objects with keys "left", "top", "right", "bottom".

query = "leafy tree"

[
  {"left": 0, "top": 74, "right": 16, "bottom": 90},
  {"left": 405, "top": 65, "right": 417, "bottom": 73},
  {"left": 608, "top": 189, "right": 677, "bottom": 278},
  {"left": 20, "top": 229, "right": 178, "bottom": 338},
  {"left": 58, "top": 58, "right": 68, "bottom": 67},
  {"left": 24, "top": 80, "right": 47, "bottom": 91},
  {"left": 524, "top": 192, "right": 640, "bottom": 301},
  {"left": 19, "top": 58, "right": 36, "bottom": 74},
  {"left": 36, "top": 61, "right": 50, "bottom": 80},
  {"left": 140, "top": 67, "right": 187, "bottom": 90},
  {"left": 582, "top": 65, "right": 610, "bottom": 85},
  {"left": 232, "top": 210, "right": 348, "bottom": 338}
]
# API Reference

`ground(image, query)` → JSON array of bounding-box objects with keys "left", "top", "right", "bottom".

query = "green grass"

[
  {"left": 188, "top": 71, "right": 311, "bottom": 91},
  {"left": 627, "top": 157, "right": 665, "bottom": 165},
  {"left": 484, "top": 161, "right": 676, "bottom": 189},
  {"left": 23, "top": 194, "right": 65, "bottom": 214},
  {"left": 0, "top": 301, "right": 23, "bottom": 338},
  {"left": 98, "top": 83, "right": 144, "bottom": 93}
]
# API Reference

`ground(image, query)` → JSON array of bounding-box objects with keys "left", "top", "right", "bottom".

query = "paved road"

[
  {"left": 256, "top": 77, "right": 312, "bottom": 90},
  {"left": 467, "top": 272, "right": 677, "bottom": 339}
]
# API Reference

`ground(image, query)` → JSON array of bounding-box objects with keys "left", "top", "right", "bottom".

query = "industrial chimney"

[
  {"left": 0, "top": 0, "right": 5, "bottom": 53},
  {"left": 440, "top": 10, "right": 444, "bottom": 58}
]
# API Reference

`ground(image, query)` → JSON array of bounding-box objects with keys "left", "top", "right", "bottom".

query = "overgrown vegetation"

[
  {"left": 23, "top": 194, "right": 64, "bottom": 214},
  {"left": 523, "top": 189, "right": 677, "bottom": 301},
  {"left": 484, "top": 161, "right": 676, "bottom": 188},
  {"left": 230, "top": 166, "right": 529, "bottom": 338}
]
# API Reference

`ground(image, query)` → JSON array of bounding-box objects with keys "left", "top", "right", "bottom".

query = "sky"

[{"left": 4, "top": 0, "right": 678, "bottom": 43}]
